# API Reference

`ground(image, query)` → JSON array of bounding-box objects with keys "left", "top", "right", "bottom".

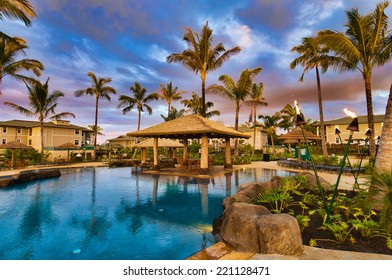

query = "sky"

[{"left": 1, "top": 0, "right": 391, "bottom": 144}]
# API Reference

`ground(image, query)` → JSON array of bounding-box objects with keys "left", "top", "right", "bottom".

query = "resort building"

[
  {"left": 313, "top": 114, "right": 384, "bottom": 144},
  {"left": 236, "top": 126, "right": 268, "bottom": 150},
  {"left": 0, "top": 119, "right": 92, "bottom": 160},
  {"left": 106, "top": 135, "right": 138, "bottom": 148}
]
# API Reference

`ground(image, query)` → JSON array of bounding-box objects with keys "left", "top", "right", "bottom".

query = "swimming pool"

[{"left": 0, "top": 167, "right": 295, "bottom": 260}]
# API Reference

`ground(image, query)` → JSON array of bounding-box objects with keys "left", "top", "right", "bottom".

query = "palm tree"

[
  {"left": 0, "top": 36, "right": 44, "bottom": 94},
  {"left": 207, "top": 67, "right": 262, "bottom": 153},
  {"left": 75, "top": 72, "right": 116, "bottom": 160},
  {"left": 279, "top": 103, "right": 296, "bottom": 132},
  {"left": 0, "top": 0, "right": 36, "bottom": 26},
  {"left": 167, "top": 21, "right": 241, "bottom": 117},
  {"left": 154, "top": 82, "right": 185, "bottom": 118},
  {"left": 243, "top": 82, "right": 268, "bottom": 157},
  {"left": 258, "top": 113, "right": 281, "bottom": 156},
  {"left": 117, "top": 82, "right": 159, "bottom": 131},
  {"left": 160, "top": 106, "right": 185, "bottom": 122},
  {"left": 181, "top": 91, "right": 220, "bottom": 118},
  {"left": 3, "top": 78, "right": 75, "bottom": 161},
  {"left": 290, "top": 36, "right": 334, "bottom": 161},
  {"left": 316, "top": 1, "right": 392, "bottom": 156}
]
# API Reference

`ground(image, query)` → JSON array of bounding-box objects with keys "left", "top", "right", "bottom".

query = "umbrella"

[
  {"left": 57, "top": 142, "right": 80, "bottom": 162},
  {"left": 278, "top": 127, "right": 321, "bottom": 163},
  {"left": 0, "top": 141, "right": 33, "bottom": 169}
]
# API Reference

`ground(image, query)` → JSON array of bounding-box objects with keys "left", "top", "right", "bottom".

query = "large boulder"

[
  {"left": 220, "top": 202, "right": 270, "bottom": 252},
  {"left": 257, "top": 213, "right": 304, "bottom": 255}
]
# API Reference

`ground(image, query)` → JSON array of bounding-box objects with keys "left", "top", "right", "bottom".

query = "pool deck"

[{"left": 2, "top": 158, "right": 389, "bottom": 260}]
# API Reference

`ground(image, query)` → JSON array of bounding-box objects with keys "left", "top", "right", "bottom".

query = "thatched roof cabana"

[
  {"left": 134, "top": 138, "right": 183, "bottom": 148},
  {"left": 127, "top": 114, "right": 250, "bottom": 173},
  {"left": 0, "top": 141, "right": 33, "bottom": 169}
]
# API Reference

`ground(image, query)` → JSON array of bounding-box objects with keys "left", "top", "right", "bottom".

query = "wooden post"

[
  {"left": 224, "top": 138, "right": 233, "bottom": 169},
  {"left": 141, "top": 148, "right": 147, "bottom": 164},
  {"left": 152, "top": 137, "right": 159, "bottom": 170},
  {"left": 183, "top": 138, "right": 189, "bottom": 163},
  {"left": 199, "top": 135, "right": 209, "bottom": 173}
]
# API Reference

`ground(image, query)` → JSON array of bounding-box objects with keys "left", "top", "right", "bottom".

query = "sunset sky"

[{"left": 1, "top": 0, "right": 391, "bottom": 143}]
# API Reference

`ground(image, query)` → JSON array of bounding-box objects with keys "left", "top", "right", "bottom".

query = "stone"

[
  {"left": 36, "top": 169, "right": 61, "bottom": 179},
  {"left": 296, "top": 171, "right": 332, "bottom": 192},
  {"left": 257, "top": 213, "right": 304, "bottom": 256},
  {"left": 237, "top": 182, "right": 266, "bottom": 199},
  {"left": 220, "top": 203, "right": 270, "bottom": 253}
]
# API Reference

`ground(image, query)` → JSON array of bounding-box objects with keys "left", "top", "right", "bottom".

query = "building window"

[
  {"left": 335, "top": 137, "right": 340, "bottom": 144},
  {"left": 16, "top": 139, "right": 21, "bottom": 143},
  {"left": 75, "top": 129, "right": 80, "bottom": 135},
  {"left": 29, "top": 128, "right": 32, "bottom": 136},
  {"left": 74, "top": 139, "right": 80, "bottom": 146},
  {"left": 17, "top": 127, "right": 22, "bottom": 134},
  {"left": 2, "top": 139, "right": 6, "bottom": 144},
  {"left": 28, "top": 139, "right": 32, "bottom": 145},
  {"left": 2, "top": 127, "right": 7, "bottom": 133}
]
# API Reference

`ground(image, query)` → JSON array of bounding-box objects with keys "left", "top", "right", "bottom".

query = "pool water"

[{"left": 0, "top": 167, "right": 295, "bottom": 260}]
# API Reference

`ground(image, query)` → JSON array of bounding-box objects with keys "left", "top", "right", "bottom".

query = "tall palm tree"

[
  {"left": 181, "top": 91, "right": 220, "bottom": 118},
  {"left": 160, "top": 106, "right": 185, "bottom": 122},
  {"left": 3, "top": 78, "right": 75, "bottom": 160},
  {"left": 154, "top": 81, "right": 185, "bottom": 118},
  {"left": 279, "top": 103, "right": 296, "bottom": 132},
  {"left": 316, "top": 1, "right": 392, "bottom": 156},
  {"left": 75, "top": 72, "right": 116, "bottom": 160},
  {"left": 167, "top": 21, "right": 241, "bottom": 117},
  {"left": 0, "top": 36, "right": 44, "bottom": 94},
  {"left": 290, "top": 35, "right": 333, "bottom": 161},
  {"left": 258, "top": 113, "right": 281, "bottom": 156},
  {"left": 207, "top": 67, "right": 261, "bottom": 154},
  {"left": 243, "top": 82, "right": 268, "bottom": 157},
  {"left": 117, "top": 82, "right": 159, "bottom": 131},
  {"left": 0, "top": 0, "right": 36, "bottom": 26}
]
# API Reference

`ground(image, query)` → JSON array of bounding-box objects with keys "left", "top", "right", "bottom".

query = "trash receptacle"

[{"left": 263, "top": 154, "right": 270, "bottom": 162}]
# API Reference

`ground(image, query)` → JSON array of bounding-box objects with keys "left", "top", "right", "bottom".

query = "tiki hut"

[
  {"left": 278, "top": 127, "right": 321, "bottom": 162},
  {"left": 134, "top": 138, "right": 183, "bottom": 164},
  {"left": 0, "top": 141, "right": 33, "bottom": 169},
  {"left": 127, "top": 114, "right": 250, "bottom": 173}
]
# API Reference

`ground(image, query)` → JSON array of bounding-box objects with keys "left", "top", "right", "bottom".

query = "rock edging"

[{"left": 0, "top": 169, "right": 61, "bottom": 187}]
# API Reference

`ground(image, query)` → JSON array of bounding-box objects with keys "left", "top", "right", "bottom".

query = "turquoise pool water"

[{"left": 0, "top": 167, "right": 295, "bottom": 260}]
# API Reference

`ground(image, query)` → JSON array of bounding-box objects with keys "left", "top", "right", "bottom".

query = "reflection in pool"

[{"left": 0, "top": 167, "right": 295, "bottom": 260}]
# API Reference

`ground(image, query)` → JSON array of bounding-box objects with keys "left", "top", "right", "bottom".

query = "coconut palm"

[
  {"left": 290, "top": 36, "right": 334, "bottom": 161},
  {"left": 3, "top": 78, "right": 75, "bottom": 161},
  {"left": 75, "top": 72, "right": 116, "bottom": 160},
  {"left": 181, "top": 91, "right": 220, "bottom": 118},
  {"left": 207, "top": 67, "right": 261, "bottom": 154},
  {"left": 0, "top": 36, "right": 44, "bottom": 94},
  {"left": 154, "top": 82, "right": 185, "bottom": 118},
  {"left": 0, "top": 0, "right": 36, "bottom": 26},
  {"left": 279, "top": 103, "right": 296, "bottom": 132},
  {"left": 258, "top": 113, "right": 281, "bottom": 156},
  {"left": 160, "top": 106, "right": 185, "bottom": 122},
  {"left": 167, "top": 21, "right": 241, "bottom": 117},
  {"left": 118, "top": 82, "right": 159, "bottom": 131},
  {"left": 243, "top": 82, "right": 268, "bottom": 157},
  {"left": 316, "top": 1, "right": 392, "bottom": 156}
]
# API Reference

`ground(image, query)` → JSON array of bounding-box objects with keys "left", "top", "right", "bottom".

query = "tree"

[
  {"left": 0, "top": 36, "right": 44, "bottom": 94},
  {"left": 279, "top": 103, "right": 296, "bottom": 133},
  {"left": 160, "top": 106, "right": 185, "bottom": 122},
  {"left": 258, "top": 113, "right": 281, "bottom": 156},
  {"left": 75, "top": 72, "right": 116, "bottom": 160},
  {"left": 154, "top": 82, "right": 185, "bottom": 118},
  {"left": 243, "top": 82, "right": 268, "bottom": 157},
  {"left": 0, "top": 0, "right": 36, "bottom": 26},
  {"left": 317, "top": 1, "right": 392, "bottom": 156},
  {"left": 167, "top": 21, "right": 241, "bottom": 117},
  {"left": 3, "top": 78, "right": 75, "bottom": 160},
  {"left": 117, "top": 82, "right": 159, "bottom": 131},
  {"left": 181, "top": 91, "right": 220, "bottom": 118},
  {"left": 207, "top": 67, "right": 262, "bottom": 154},
  {"left": 290, "top": 36, "right": 333, "bottom": 161}
]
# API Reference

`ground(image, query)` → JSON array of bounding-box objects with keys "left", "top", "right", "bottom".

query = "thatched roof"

[
  {"left": 278, "top": 127, "right": 321, "bottom": 142},
  {"left": 127, "top": 114, "right": 250, "bottom": 139},
  {"left": 134, "top": 138, "right": 183, "bottom": 148},
  {"left": 0, "top": 141, "right": 32, "bottom": 149}
]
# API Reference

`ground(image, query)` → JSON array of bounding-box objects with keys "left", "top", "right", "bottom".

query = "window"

[
  {"left": 16, "top": 139, "right": 21, "bottom": 143},
  {"left": 2, "top": 139, "right": 6, "bottom": 144},
  {"left": 17, "top": 127, "right": 22, "bottom": 134},
  {"left": 29, "top": 128, "right": 32, "bottom": 136},
  {"left": 2, "top": 127, "right": 7, "bottom": 133},
  {"left": 335, "top": 137, "right": 340, "bottom": 144},
  {"left": 28, "top": 139, "right": 32, "bottom": 145},
  {"left": 75, "top": 129, "right": 80, "bottom": 135},
  {"left": 74, "top": 139, "right": 80, "bottom": 145}
]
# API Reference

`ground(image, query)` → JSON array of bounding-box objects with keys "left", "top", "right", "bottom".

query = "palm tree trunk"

[
  {"left": 364, "top": 74, "right": 376, "bottom": 156},
  {"left": 316, "top": 66, "right": 328, "bottom": 161},
  {"left": 40, "top": 119, "right": 44, "bottom": 163},
  {"left": 167, "top": 101, "right": 171, "bottom": 118},
  {"left": 252, "top": 105, "right": 256, "bottom": 158},
  {"left": 201, "top": 77, "right": 206, "bottom": 117},
  {"left": 374, "top": 83, "right": 392, "bottom": 172},
  {"left": 234, "top": 103, "right": 240, "bottom": 156},
  {"left": 137, "top": 109, "right": 141, "bottom": 131},
  {"left": 94, "top": 96, "right": 99, "bottom": 161},
  {"left": 270, "top": 132, "right": 275, "bottom": 156}
]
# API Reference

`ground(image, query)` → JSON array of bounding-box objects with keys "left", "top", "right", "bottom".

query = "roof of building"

[
  {"left": 107, "top": 135, "right": 137, "bottom": 141},
  {"left": 0, "top": 119, "right": 91, "bottom": 131},
  {"left": 313, "top": 114, "right": 384, "bottom": 126}
]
